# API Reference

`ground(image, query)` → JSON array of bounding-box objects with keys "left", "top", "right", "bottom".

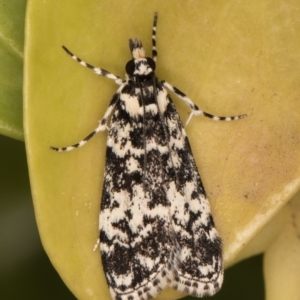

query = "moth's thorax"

[{"left": 134, "top": 58, "right": 153, "bottom": 75}]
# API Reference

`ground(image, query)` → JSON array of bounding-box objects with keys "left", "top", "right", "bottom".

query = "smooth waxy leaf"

[{"left": 25, "top": 0, "right": 300, "bottom": 299}]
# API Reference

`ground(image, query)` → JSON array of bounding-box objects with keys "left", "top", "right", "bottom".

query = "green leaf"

[
  {"left": 25, "top": 0, "right": 300, "bottom": 299},
  {"left": 0, "top": 0, "right": 26, "bottom": 140}
]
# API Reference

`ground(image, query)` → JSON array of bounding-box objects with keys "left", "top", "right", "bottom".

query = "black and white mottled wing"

[
  {"left": 100, "top": 82, "right": 172, "bottom": 300},
  {"left": 99, "top": 81, "right": 223, "bottom": 300},
  {"left": 164, "top": 90, "right": 223, "bottom": 296}
]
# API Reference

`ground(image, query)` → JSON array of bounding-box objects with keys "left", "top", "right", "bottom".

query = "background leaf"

[
  {"left": 0, "top": 0, "right": 26, "bottom": 140},
  {"left": 24, "top": 0, "right": 300, "bottom": 299},
  {"left": 0, "top": 134, "right": 76, "bottom": 299}
]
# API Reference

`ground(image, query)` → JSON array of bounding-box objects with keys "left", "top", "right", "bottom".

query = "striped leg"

[
  {"left": 62, "top": 46, "right": 123, "bottom": 85},
  {"left": 51, "top": 88, "right": 121, "bottom": 152},
  {"left": 162, "top": 81, "right": 247, "bottom": 125},
  {"left": 152, "top": 12, "right": 158, "bottom": 62}
]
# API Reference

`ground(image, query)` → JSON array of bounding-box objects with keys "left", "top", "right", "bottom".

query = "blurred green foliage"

[
  {"left": 0, "top": 134, "right": 75, "bottom": 299},
  {"left": 0, "top": 0, "right": 26, "bottom": 140}
]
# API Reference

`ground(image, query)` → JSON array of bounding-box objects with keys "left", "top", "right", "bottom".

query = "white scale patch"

[{"left": 121, "top": 94, "right": 140, "bottom": 117}]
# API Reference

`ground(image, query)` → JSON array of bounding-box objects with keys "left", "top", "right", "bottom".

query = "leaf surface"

[{"left": 25, "top": 0, "right": 300, "bottom": 299}]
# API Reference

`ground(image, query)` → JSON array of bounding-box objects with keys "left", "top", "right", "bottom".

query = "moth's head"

[{"left": 126, "top": 38, "right": 156, "bottom": 77}]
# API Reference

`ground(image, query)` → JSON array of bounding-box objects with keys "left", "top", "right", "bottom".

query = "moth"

[{"left": 51, "top": 13, "right": 246, "bottom": 300}]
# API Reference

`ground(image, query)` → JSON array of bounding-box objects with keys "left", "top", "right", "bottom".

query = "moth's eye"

[
  {"left": 146, "top": 57, "right": 156, "bottom": 72},
  {"left": 126, "top": 60, "right": 135, "bottom": 75}
]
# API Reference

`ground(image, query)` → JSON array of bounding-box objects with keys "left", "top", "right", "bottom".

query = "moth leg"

[
  {"left": 93, "top": 238, "right": 100, "bottom": 251},
  {"left": 62, "top": 46, "right": 124, "bottom": 85},
  {"left": 152, "top": 12, "right": 158, "bottom": 62},
  {"left": 162, "top": 80, "right": 247, "bottom": 125},
  {"left": 50, "top": 90, "right": 120, "bottom": 152}
]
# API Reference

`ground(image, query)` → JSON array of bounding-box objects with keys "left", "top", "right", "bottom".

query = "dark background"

[{"left": 0, "top": 134, "right": 264, "bottom": 299}]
